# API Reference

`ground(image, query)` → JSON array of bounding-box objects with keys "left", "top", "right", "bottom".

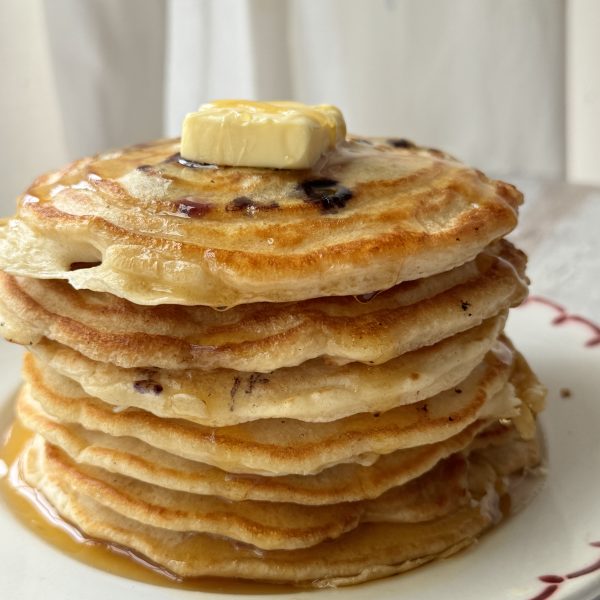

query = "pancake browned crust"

[
  {"left": 24, "top": 472, "right": 492, "bottom": 586},
  {"left": 0, "top": 137, "right": 522, "bottom": 306},
  {"left": 24, "top": 436, "right": 471, "bottom": 550},
  {"left": 29, "top": 315, "right": 505, "bottom": 425},
  {"left": 22, "top": 346, "right": 519, "bottom": 476},
  {"left": 20, "top": 424, "right": 542, "bottom": 585},
  {"left": 17, "top": 389, "right": 491, "bottom": 504},
  {"left": 0, "top": 240, "right": 526, "bottom": 371}
]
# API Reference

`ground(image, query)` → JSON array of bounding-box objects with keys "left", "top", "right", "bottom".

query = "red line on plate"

[
  {"left": 527, "top": 544, "right": 600, "bottom": 599},
  {"left": 566, "top": 557, "right": 600, "bottom": 579},
  {"left": 528, "top": 584, "right": 559, "bottom": 600},
  {"left": 522, "top": 296, "right": 600, "bottom": 347},
  {"left": 538, "top": 575, "right": 564, "bottom": 584}
]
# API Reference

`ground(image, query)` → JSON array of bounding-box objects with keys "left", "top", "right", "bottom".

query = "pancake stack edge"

[{"left": 0, "top": 137, "right": 546, "bottom": 586}]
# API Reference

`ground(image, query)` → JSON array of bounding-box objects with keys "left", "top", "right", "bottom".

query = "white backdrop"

[
  {"left": 166, "top": 0, "right": 566, "bottom": 180},
  {"left": 1, "top": 0, "right": 599, "bottom": 214}
]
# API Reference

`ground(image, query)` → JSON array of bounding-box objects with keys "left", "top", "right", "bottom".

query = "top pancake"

[{"left": 0, "top": 138, "right": 521, "bottom": 306}]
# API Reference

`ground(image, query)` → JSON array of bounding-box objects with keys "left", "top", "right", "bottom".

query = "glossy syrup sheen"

[{"left": 0, "top": 417, "right": 294, "bottom": 595}]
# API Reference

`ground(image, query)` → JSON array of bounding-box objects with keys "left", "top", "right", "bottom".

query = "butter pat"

[{"left": 180, "top": 100, "right": 346, "bottom": 169}]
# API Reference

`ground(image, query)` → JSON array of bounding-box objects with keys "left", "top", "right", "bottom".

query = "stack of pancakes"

[{"left": 0, "top": 137, "right": 545, "bottom": 586}]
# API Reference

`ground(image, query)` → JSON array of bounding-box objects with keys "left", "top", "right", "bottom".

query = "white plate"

[{"left": 1, "top": 298, "right": 600, "bottom": 600}]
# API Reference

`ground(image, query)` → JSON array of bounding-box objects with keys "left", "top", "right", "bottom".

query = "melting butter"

[{"left": 180, "top": 100, "right": 346, "bottom": 169}]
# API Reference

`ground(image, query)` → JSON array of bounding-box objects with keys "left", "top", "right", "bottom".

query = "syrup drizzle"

[{"left": 0, "top": 418, "right": 292, "bottom": 594}]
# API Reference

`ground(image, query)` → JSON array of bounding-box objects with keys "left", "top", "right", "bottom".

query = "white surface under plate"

[{"left": 0, "top": 298, "right": 599, "bottom": 600}]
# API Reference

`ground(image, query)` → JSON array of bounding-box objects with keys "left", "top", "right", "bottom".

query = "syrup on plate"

[{"left": 0, "top": 415, "right": 293, "bottom": 594}]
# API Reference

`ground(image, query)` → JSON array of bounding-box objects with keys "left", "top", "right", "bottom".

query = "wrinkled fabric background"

[
  {"left": 3, "top": 0, "right": 593, "bottom": 203},
  {"left": 0, "top": 0, "right": 598, "bottom": 319}
]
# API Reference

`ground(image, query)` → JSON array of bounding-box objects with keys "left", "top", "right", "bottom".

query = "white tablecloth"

[{"left": 508, "top": 177, "right": 600, "bottom": 323}]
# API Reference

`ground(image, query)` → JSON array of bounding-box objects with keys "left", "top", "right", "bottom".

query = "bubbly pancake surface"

[{"left": 0, "top": 137, "right": 522, "bottom": 306}]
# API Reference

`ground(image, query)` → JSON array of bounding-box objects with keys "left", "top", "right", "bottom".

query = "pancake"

[
  {"left": 0, "top": 116, "right": 544, "bottom": 587},
  {"left": 0, "top": 240, "right": 526, "bottom": 371},
  {"left": 23, "top": 474, "right": 491, "bottom": 585},
  {"left": 20, "top": 425, "right": 541, "bottom": 585},
  {"left": 17, "top": 390, "right": 490, "bottom": 504},
  {"left": 24, "top": 436, "right": 471, "bottom": 550},
  {"left": 509, "top": 351, "right": 547, "bottom": 439},
  {"left": 22, "top": 347, "right": 519, "bottom": 476},
  {"left": 30, "top": 314, "right": 506, "bottom": 425},
  {"left": 468, "top": 428, "right": 542, "bottom": 481},
  {"left": 361, "top": 455, "right": 469, "bottom": 523},
  {"left": 0, "top": 138, "right": 522, "bottom": 307}
]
